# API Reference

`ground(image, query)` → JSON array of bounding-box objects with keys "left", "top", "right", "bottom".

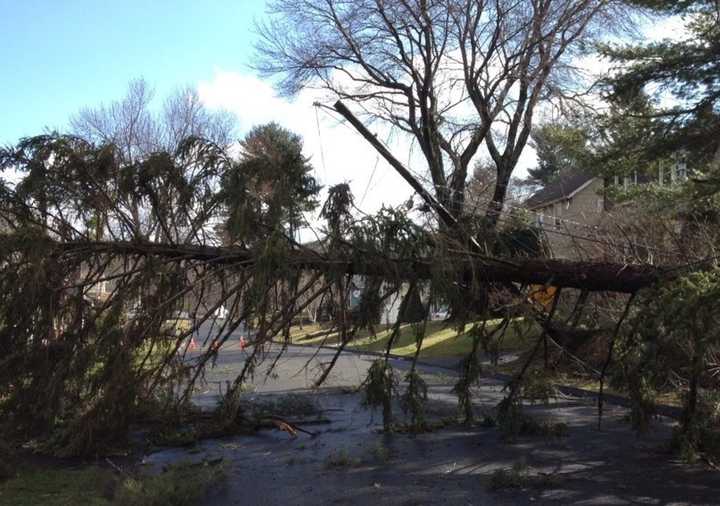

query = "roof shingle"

[{"left": 524, "top": 172, "right": 595, "bottom": 209}]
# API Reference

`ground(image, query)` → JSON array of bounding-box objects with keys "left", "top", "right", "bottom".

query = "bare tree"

[
  {"left": 161, "top": 85, "right": 236, "bottom": 151},
  {"left": 257, "top": 0, "right": 628, "bottom": 227},
  {"left": 69, "top": 79, "right": 236, "bottom": 240},
  {"left": 71, "top": 78, "right": 235, "bottom": 157},
  {"left": 71, "top": 79, "right": 159, "bottom": 162}
]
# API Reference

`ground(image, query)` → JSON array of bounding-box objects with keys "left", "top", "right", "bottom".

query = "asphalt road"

[{"left": 142, "top": 343, "right": 720, "bottom": 506}]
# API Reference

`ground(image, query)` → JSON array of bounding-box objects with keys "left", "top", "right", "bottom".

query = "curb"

[{"left": 282, "top": 342, "right": 683, "bottom": 420}]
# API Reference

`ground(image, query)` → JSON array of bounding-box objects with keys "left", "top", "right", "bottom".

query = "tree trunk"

[
  {"left": 4, "top": 235, "right": 670, "bottom": 293},
  {"left": 485, "top": 165, "right": 511, "bottom": 229},
  {"left": 683, "top": 340, "right": 702, "bottom": 432}
]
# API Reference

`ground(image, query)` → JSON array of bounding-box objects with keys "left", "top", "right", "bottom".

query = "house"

[
  {"left": 524, "top": 156, "right": 689, "bottom": 260},
  {"left": 524, "top": 172, "right": 606, "bottom": 259}
]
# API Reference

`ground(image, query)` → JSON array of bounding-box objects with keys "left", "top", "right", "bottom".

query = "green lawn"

[
  {"left": 0, "top": 466, "right": 113, "bottom": 506},
  {"left": 290, "top": 318, "right": 538, "bottom": 358},
  {"left": 0, "top": 460, "right": 225, "bottom": 506}
]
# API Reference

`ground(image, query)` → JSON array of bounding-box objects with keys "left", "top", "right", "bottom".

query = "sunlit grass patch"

[{"left": 290, "top": 318, "right": 537, "bottom": 358}]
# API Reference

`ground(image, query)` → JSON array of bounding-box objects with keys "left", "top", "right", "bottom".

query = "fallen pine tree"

[
  {"left": 0, "top": 233, "right": 669, "bottom": 293},
  {"left": 1, "top": 132, "right": 718, "bottom": 462}
]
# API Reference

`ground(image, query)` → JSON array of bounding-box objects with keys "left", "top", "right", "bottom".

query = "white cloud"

[
  {"left": 645, "top": 15, "right": 690, "bottom": 42},
  {"left": 197, "top": 70, "right": 541, "bottom": 210},
  {"left": 197, "top": 70, "right": 415, "bottom": 217},
  {"left": 195, "top": 13, "right": 694, "bottom": 236}
]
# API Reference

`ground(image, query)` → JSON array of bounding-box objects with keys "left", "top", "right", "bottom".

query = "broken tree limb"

[
  {"left": 327, "top": 103, "right": 684, "bottom": 294},
  {"left": 503, "top": 288, "right": 564, "bottom": 404},
  {"left": 333, "top": 101, "right": 458, "bottom": 229},
  {"left": 3, "top": 234, "right": 670, "bottom": 293}
]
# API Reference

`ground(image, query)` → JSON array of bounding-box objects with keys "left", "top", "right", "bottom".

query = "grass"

[
  {"left": 292, "top": 318, "right": 686, "bottom": 416},
  {"left": 0, "top": 460, "right": 225, "bottom": 506},
  {"left": 113, "top": 460, "right": 225, "bottom": 506},
  {"left": 287, "top": 323, "right": 324, "bottom": 342},
  {"left": 160, "top": 317, "right": 193, "bottom": 336},
  {"left": 0, "top": 466, "right": 114, "bottom": 506},
  {"left": 549, "top": 374, "right": 682, "bottom": 407},
  {"left": 290, "top": 318, "right": 537, "bottom": 358},
  {"left": 494, "top": 357, "right": 685, "bottom": 409}
]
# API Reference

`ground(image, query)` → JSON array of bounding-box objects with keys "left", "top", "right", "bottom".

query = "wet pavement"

[{"left": 143, "top": 344, "right": 720, "bottom": 505}]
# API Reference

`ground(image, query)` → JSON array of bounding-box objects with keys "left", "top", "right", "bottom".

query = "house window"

[
  {"left": 596, "top": 198, "right": 604, "bottom": 212},
  {"left": 536, "top": 213, "right": 544, "bottom": 226},
  {"left": 554, "top": 216, "right": 561, "bottom": 230}
]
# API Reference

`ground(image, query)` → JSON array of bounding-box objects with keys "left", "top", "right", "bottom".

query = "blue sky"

[
  {"left": 0, "top": 0, "right": 266, "bottom": 144},
  {"left": 0, "top": 0, "right": 418, "bottom": 211},
  {"left": 0, "top": 3, "right": 684, "bottom": 213}
]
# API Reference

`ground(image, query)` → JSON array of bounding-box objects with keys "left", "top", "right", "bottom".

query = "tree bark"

[{"left": 6, "top": 235, "right": 674, "bottom": 294}]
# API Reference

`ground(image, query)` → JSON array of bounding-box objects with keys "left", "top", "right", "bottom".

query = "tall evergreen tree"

[
  {"left": 526, "top": 122, "right": 592, "bottom": 186},
  {"left": 223, "top": 123, "right": 320, "bottom": 246},
  {"left": 601, "top": 1, "right": 720, "bottom": 168}
]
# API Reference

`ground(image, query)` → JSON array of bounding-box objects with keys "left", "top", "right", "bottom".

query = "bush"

[
  {"left": 671, "top": 391, "right": 720, "bottom": 463},
  {"left": 369, "top": 443, "right": 391, "bottom": 463},
  {"left": 400, "top": 370, "right": 428, "bottom": 431},
  {"left": 520, "top": 369, "right": 557, "bottom": 405},
  {"left": 114, "top": 460, "right": 225, "bottom": 506},
  {"left": 489, "top": 462, "right": 530, "bottom": 490}
]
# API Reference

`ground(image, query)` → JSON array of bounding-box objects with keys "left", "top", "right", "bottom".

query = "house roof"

[{"left": 524, "top": 172, "right": 596, "bottom": 210}]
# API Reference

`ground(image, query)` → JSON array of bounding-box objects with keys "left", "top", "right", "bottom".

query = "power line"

[
  {"left": 316, "top": 101, "right": 709, "bottom": 267},
  {"left": 313, "top": 104, "right": 328, "bottom": 182},
  {"left": 405, "top": 167, "right": 704, "bottom": 261}
]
